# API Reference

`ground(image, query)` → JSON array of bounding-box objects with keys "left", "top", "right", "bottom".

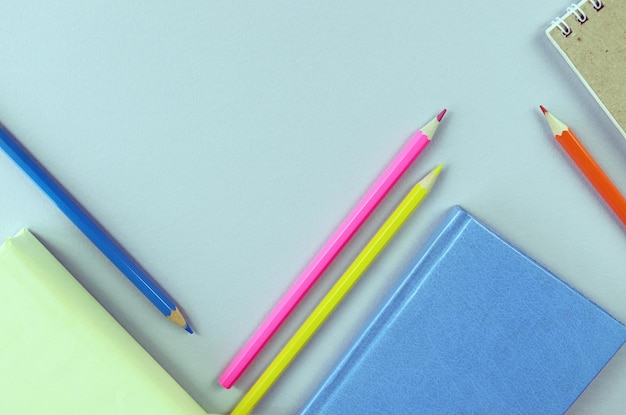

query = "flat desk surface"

[{"left": 1, "top": 1, "right": 625, "bottom": 414}]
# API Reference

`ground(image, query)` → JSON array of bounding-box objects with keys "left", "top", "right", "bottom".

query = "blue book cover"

[{"left": 299, "top": 205, "right": 626, "bottom": 415}]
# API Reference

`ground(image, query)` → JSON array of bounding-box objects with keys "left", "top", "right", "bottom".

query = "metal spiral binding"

[
  {"left": 589, "top": 0, "right": 604, "bottom": 11},
  {"left": 553, "top": 17, "right": 572, "bottom": 36},
  {"left": 567, "top": 4, "right": 588, "bottom": 23},
  {"left": 552, "top": 0, "right": 605, "bottom": 36}
]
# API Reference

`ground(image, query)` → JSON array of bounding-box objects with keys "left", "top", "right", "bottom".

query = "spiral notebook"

[{"left": 546, "top": 0, "right": 626, "bottom": 139}]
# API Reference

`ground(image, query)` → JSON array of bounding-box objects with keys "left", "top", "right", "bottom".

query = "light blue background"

[{"left": 1, "top": 1, "right": 625, "bottom": 414}]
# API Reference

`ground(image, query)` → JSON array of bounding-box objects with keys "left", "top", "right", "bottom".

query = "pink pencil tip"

[
  {"left": 539, "top": 105, "right": 548, "bottom": 114},
  {"left": 437, "top": 109, "right": 447, "bottom": 122}
]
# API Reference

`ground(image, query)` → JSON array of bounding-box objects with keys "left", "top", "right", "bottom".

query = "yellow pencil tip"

[
  {"left": 433, "top": 163, "right": 444, "bottom": 176},
  {"left": 418, "top": 164, "right": 444, "bottom": 191}
]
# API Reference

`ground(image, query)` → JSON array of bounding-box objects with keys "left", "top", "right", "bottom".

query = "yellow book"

[{"left": 0, "top": 229, "right": 210, "bottom": 415}]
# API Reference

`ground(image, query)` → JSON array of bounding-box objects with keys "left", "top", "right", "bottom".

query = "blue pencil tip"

[{"left": 185, "top": 324, "right": 194, "bottom": 334}]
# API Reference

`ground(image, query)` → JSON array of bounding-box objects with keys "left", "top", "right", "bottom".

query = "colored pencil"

[
  {"left": 219, "top": 109, "right": 447, "bottom": 388},
  {"left": 540, "top": 106, "right": 626, "bottom": 227},
  {"left": 230, "top": 164, "right": 443, "bottom": 415},
  {"left": 0, "top": 123, "right": 192, "bottom": 333}
]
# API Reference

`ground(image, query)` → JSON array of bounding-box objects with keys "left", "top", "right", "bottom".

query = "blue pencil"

[{"left": 0, "top": 123, "right": 192, "bottom": 333}]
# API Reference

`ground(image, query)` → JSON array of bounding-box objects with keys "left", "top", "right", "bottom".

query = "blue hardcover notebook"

[{"left": 300, "top": 206, "right": 626, "bottom": 414}]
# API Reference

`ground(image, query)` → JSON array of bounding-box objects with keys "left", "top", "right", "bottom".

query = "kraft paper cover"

[{"left": 547, "top": 0, "right": 626, "bottom": 138}]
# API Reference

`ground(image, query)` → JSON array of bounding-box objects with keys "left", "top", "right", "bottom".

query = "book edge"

[
  {"left": 299, "top": 205, "right": 471, "bottom": 414},
  {"left": 299, "top": 205, "right": 626, "bottom": 413}
]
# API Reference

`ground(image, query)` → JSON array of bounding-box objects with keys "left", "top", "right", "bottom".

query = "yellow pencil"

[{"left": 231, "top": 164, "right": 443, "bottom": 415}]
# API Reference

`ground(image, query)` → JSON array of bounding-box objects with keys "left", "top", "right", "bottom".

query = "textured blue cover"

[{"left": 299, "top": 206, "right": 626, "bottom": 415}]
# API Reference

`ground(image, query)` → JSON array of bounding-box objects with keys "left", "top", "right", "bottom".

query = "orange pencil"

[{"left": 540, "top": 105, "right": 626, "bottom": 227}]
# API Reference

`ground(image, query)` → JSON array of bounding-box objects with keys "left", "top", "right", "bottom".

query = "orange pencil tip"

[
  {"left": 539, "top": 105, "right": 548, "bottom": 114},
  {"left": 437, "top": 109, "right": 447, "bottom": 122}
]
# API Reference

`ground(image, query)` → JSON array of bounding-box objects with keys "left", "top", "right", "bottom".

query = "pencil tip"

[
  {"left": 433, "top": 163, "right": 444, "bottom": 176},
  {"left": 539, "top": 106, "right": 568, "bottom": 135},
  {"left": 419, "top": 164, "right": 444, "bottom": 191},
  {"left": 168, "top": 307, "right": 193, "bottom": 332},
  {"left": 437, "top": 109, "right": 447, "bottom": 122},
  {"left": 419, "top": 110, "right": 446, "bottom": 140}
]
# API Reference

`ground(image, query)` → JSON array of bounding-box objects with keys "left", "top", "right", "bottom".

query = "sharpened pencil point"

[
  {"left": 437, "top": 109, "right": 447, "bottom": 122},
  {"left": 433, "top": 163, "right": 444, "bottom": 176},
  {"left": 539, "top": 105, "right": 548, "bottom": 115},
  {"left": 419, "top": 164, "right": 444, "bottom": 192},
  {"left": 168, "top": 307, "right": 193, "bottom": 332}
]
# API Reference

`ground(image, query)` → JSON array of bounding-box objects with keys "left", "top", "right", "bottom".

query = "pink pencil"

[{"left": 219, "top": 109, "right": 447, "bottom": 388}]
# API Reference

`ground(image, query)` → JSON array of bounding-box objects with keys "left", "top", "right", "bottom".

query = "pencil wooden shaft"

[
  {"left": 0, "top": 125, "right": 188, "bottom": 329},
  {"left": 219, "top": 111, "right": 445, "bottom": 388},
  {"left": 556, "top": 130, "right": 626, "bottom": 225},
  {"left": 231, "top": 167, "right": 439, "bottom": 415}
]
